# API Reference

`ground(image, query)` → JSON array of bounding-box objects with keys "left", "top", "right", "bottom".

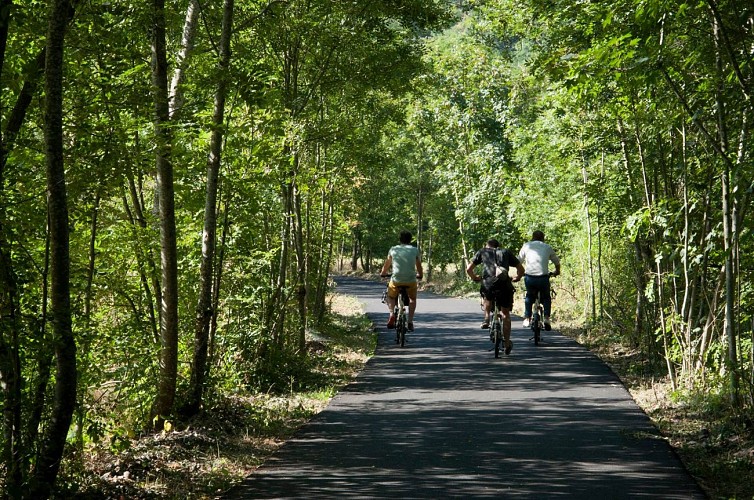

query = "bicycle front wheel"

[{"left": 398, "top": 315, "right": 406, "bottom": 347}]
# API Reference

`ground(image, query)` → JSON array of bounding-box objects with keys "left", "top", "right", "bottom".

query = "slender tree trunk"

[
  {"left": 350, "top": 227, "right": 360, "bottom": 271},
  {"left": 124, "top": 168, "right": 160, "bottom": 342},
  {"left": 292, "top": 177, "right": 307, "bottom": 354},
  {"left": 169, "top": 0, "right": 200, "bottom": 118},
  {"left": 84, "top": 190, "right": 100, "bottom": 318},
  {"left": 581, "top": 159, "right": 596, "bottom": 321},
  {"left": 208, "top": 200, "right": 229, "bottom": 364},
  {"left": 453, "top": 186, "right": 469, "bottom": 269},
  {"left": 24, "top": 223, "right": 51, "bottom": 478},
  {"left": 150, "top": 0, "right": 179, "bottom": 428},
  {"left": 30, "top": 0, "right": 77, "bottom": 495},
  {"left": 186, "top": 0, "right": 234, "bottom": 416},
  {"left": 712, "top": 15, "right": 739, "bottom": 404},
  {"left": 0, "top": 5, "right": 34, "bottom": 493},
  {"left": 617, "top": 117, "right": 647, "bottom": 346}
]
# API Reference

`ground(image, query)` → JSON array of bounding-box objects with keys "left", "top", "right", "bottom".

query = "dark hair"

[
  {"left": 532, "top": 230, "right": 545, "bottom": 242},
  {"left": 487, "top": 238, "right": 500, "bottom": 248},
  {"left": 399, "top": 230, "right": 413, "bottom": 244}
]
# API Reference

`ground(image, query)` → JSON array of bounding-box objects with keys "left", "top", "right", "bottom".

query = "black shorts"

[{"left": 480, "top": 282, "right": 514, "bottom": 310}]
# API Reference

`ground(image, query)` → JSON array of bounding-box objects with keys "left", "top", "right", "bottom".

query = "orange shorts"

[{"left": 387, "top": 281, "right": 418, "bottom": 300}]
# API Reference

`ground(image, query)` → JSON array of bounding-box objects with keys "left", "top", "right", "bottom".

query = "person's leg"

[
  {"left": 407, "top": 282, "right": 418, "bottom": 329},
  {"left": 523, "top": 275, "right": 535, "bottom": 325},
  {"left": 501, "top": 289, "right": 514, "bottom": 354},
  {"left": 386, "top": 282, "right": 398, "bottom": 328},
  {"left": 501, "top": 307, "right": 512, "bottom": 341},
  {"left": 541, "top": 278, "right": 552, "bottom": 317},
  {"left": 480, "top": 285, "right": 492, "bottom": 327},
  {"left": 501, "top": 307, "right": 513, "bottom": 354}
]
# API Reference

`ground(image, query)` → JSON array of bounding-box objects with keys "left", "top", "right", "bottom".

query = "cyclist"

[
  {"left": 466, "top": 239, "right": 524, "bottom": 354},
  {"left": 380, "top": 230, "right": 423, "bottom": 331},
  {"left": 517, "top": 230, "right": 561, "bottom": 330}
]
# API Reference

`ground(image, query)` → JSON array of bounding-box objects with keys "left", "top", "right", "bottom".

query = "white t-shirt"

[{"left": 518, "top": 240, "right": 559, "bottom": 276}]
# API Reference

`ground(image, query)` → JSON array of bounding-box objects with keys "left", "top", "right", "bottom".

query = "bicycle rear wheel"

[
  {"left": 532, "top": 311, "right": 541, "bottom": 345},
  {"left": 493, "top": 322, "right": 502, "bottom": 358}
]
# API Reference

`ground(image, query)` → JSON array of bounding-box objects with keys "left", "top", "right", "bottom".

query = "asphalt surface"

[{"left": 226, "top": 275, "right": 706, "bottom": 499}]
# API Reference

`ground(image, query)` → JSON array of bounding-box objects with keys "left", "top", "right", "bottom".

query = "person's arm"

[
  {"left": 415, "top": 254, "right": 423, "bottom": 280},
  {"left": 465, "top": 259, "right": 480, "bottom": 281},
  {"left": 513, "top": 263, "right": 525, "bottom": 281},
  {"left": 380, "top": 255, "right": 393, "bottom": 277},
  {"left": 550, "top": 248, "right": 561, "bottom": 276}
]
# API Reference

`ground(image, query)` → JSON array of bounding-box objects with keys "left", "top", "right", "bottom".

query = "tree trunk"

[
  {"left": 581, "top": 159, "right": 596, "bottom": 322},
  {"left": 187, "top": 0, "right": 234, "bottom": 415},
  {"left": 209, "top": 200, "right": 230, "bottom": 363},
  {"left": 30, "top": 0, "right": 77, "bottom": 495},
  {"left": 169, "top": 0, "right": 200, "bottom": 118},
  {"left": 293, "top": 179, "right": 307, "bottom": 354},
  {"left": 712, "top": 15, "right": 739, "bottom": 404},
  {"left": 123, "top": 167, "right": 160, "bottom": 343},
  {"left": 150, "top": 0, "right": 179, "bottom": 428}
]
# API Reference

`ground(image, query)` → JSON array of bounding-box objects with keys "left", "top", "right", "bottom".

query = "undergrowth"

[{"left": 60, "top": 293, "right": 376, "bottom": 499}]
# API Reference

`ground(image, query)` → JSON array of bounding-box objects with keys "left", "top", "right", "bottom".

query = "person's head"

[
  {"left": 532, "top": 230, "right": 545, "bottom": 242},
  {"left": 399, "top": 230, "right": 413, "bottom": 245},
  {"left": 487, "top": 238, "right": 500, "bottom": 248}
]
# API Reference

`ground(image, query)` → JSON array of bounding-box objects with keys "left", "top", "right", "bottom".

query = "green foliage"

[{"left": 1, "top": 0, "right": 753, "bottom": 494}]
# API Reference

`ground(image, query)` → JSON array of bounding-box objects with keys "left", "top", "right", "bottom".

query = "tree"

[
  {"left": 150, "top": 0, "right": 178, "bottom": 429},
  {"left": 28, "top": 0, "right": 77, "bottom": 495},
  {"left": 186, "top": 0, "right": 235, "bottom": 416}
]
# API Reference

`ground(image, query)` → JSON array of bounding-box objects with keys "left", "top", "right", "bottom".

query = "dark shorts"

[{"left": 480, "top": 282, "right": 514, "bottom": 310}]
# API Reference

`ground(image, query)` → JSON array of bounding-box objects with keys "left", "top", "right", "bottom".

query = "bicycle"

[
  {"left": 381, "top": 277, "right": 411, "bottom": 347},
  {"left": 529, "top": 273, "right": 556, "bottom": 346},
  {"left": 489, "top": 303, "right": 504, "bottom": 358},
  {"left": 394, "top": 286, "right": 409, "bottom": 347}
]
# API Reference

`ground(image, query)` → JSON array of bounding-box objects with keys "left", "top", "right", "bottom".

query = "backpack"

[{"left": 482, "top": 248, "right": 510, "bottom": 290}]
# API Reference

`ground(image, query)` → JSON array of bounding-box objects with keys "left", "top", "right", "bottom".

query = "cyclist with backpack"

[
  {"left": 466, "top": 239, "right": 524, "bottom": 352},
  {"left": 517, "top": 230, "right": 561, "bottom": 330}
]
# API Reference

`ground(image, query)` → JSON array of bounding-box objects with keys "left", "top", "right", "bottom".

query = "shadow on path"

[{"left": 225, "top": 276, "right": 706, "bottom": 499}]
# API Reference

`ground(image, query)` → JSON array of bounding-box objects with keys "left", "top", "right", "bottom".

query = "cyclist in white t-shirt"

[{"left": 517, "top": 230, "right": 560, "bottom": 330}]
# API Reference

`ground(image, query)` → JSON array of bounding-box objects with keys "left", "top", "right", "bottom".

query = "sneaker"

[
  {"left": 408, "top": 322, "right": 414, "bottom": 331},
  {"left": 481, "top": 321, "right": 490, "bottom": 329},
  {"left": 522, "top": 318, "right": 530, "bottom": 327},
  {"left": 505, "top": 340, "right": 513, "bottom": 355},
  {"left": 387, "top": 314, "right": 396, "bottom": 329},
  {"left": 544, "top": 318, "right": 552, "bottom": 331}
]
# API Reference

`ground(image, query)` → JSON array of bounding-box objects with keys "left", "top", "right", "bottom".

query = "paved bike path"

[{"left": 227, "top": 276, "right": 706, "bottom": 499}]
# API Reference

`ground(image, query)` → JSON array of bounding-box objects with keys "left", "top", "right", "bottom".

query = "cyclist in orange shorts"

[{"left": 380, "top": 230, "right": 423, "bottom": 331}]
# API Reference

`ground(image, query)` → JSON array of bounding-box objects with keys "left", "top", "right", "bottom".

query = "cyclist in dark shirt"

[{"left": 466, "top": 239, "right": 524, "bottom": 353}]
